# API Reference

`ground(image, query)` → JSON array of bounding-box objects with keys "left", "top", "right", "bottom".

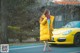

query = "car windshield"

[{"left": 64, "top": 21, "right": 80, "bottom": 28}]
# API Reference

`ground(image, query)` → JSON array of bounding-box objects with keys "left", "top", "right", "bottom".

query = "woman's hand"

[{"left": 40, "top": 17, "right": 44, "bottom": 21}]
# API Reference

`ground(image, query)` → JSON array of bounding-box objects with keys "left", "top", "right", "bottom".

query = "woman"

[{"left": 39, "top": 9, "right": 54, "bottom": 52}]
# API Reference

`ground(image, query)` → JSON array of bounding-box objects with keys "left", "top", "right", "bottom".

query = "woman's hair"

[
  {"left": 44, "top": 9, "right": 50, "bottom": 15},
  {"left": 40, "top": 6, "right": 50, "bottom": 15}
]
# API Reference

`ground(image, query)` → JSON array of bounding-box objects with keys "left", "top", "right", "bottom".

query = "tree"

[{"left": 1, "top": 0, "right": 9, "bottom": 44}]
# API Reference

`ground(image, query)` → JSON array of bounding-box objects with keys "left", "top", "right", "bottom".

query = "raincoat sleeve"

[
  {"left": 39, "top": 17, "right": 47, "bottom": 25},
  {"left": 50, "top": 16, "right": 54, "bottom": 31}
]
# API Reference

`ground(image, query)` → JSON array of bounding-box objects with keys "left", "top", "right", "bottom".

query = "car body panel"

[{"left": 48, "top": 21, "right": 80, "bottom": 44}]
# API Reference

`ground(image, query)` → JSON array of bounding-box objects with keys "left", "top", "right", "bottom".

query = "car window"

[{"left": 64, "top": 21, "right": 80, "bottom": 28}]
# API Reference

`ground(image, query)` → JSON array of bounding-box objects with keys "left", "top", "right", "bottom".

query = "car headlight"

[{"left": 62, "top": 30, "right": 72, "bottom": 35}]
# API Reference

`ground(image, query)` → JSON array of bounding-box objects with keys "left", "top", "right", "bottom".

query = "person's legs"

[
  {"left": 43, "top": 41, "right": 51, "bottom": 52},
  {"left": 43, "top": 41, "right": 47, "bottom": 51},
  {"left": 46, "top": 41, "right": 51, "bottom": 51}
]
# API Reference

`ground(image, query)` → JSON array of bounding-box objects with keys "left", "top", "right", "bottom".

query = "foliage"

[{"left": 1, "top": 0, "right": 80, "bottom": 43}]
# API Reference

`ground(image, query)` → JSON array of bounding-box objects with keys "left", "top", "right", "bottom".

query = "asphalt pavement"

[{"left": 9, "top": 43, "right": 80, "bottom": 53}]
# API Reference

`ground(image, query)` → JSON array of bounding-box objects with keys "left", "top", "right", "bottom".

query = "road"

[{"left": 9, "top": 43, "right": 80, "bottom": 53}]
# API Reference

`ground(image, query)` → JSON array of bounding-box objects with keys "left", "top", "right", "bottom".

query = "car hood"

[{"left": 52, "top": 28, "right": 79, "bottom": 35}]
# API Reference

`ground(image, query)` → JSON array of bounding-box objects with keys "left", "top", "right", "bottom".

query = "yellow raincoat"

[{"left": 39, "top": 15, "right": 54, "bottom": 41}]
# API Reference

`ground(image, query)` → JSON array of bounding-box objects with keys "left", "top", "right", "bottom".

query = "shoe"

[
  {"left": 48, "top": 49, "right": 51, "bottom": 52},
  {"left": 43, "top": 50, "right": 46, "bottom": 52}
]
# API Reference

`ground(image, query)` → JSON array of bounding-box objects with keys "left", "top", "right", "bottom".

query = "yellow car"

[{"left": 49, "top": 21, "right": 80, "bottom": 46}]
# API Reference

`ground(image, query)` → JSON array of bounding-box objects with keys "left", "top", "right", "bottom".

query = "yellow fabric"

[{"left": 39, "top": 15, "right": 54, "bottom": 41}]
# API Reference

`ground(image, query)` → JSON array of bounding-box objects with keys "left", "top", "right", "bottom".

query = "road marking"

[
  {"left": 10, "top": 45, "right": 43, "bottom": 50},
  {"left": 69, "top": 51, "right": 80, "bottom": 53}
]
